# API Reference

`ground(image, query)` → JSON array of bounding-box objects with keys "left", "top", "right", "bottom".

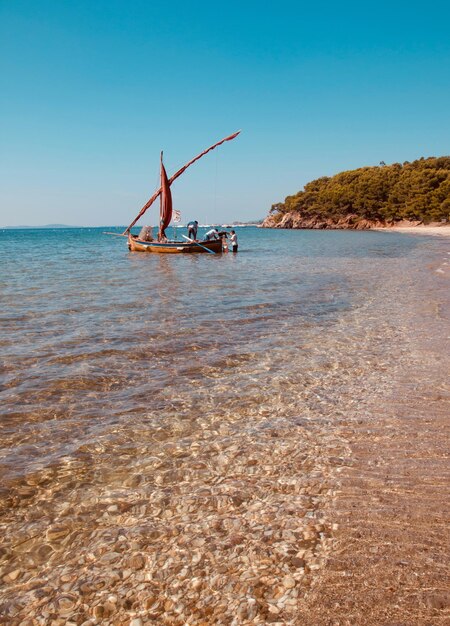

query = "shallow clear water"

[
  {"left": 0, "top": 226, "right": 446, "bottom": 483},
  {"left": 0, "top": 225, "right": 448, "bottom": 623}
]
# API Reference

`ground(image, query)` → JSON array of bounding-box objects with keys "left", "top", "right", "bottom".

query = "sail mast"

[
  {"left": 123, "top": 130, "right": 241, "bottom": 234},
  {"left": 159, "top": 151, "right": 163, "bottom": 239}
]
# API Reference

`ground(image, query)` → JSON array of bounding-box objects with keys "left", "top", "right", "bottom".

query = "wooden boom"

[{"left": 122, "top": 130, "right": 240, "bottom": 234}]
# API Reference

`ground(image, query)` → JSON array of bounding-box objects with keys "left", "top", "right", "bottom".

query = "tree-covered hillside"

[{"left": 268, "top": 157, "right": 450, "bottom": 226}]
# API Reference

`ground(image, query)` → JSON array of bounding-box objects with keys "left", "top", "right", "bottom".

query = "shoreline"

[
  {"left": 374, "top": 224, "right": 450, "bottom": 236},
  {"left": 301, "top": 239, "right": 450, "bottom": 623},
  {"left": 262, "top": 223, "right": 450, "bottom": 236}
]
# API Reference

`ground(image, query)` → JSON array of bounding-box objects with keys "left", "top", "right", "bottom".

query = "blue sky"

[{"left": 1, "top": 0, "right": 449, "bottom": 226}]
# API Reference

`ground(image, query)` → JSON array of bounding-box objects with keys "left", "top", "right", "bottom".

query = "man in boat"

[
  {"left": 230, "top": 229, "right": 238, "bottom": 253},
  {"left": 158, "top": 218, "right": 168, "bottom": 242},
  {"left": 204, "top": 228, "right": 219, "bottom": 241},
  {"left": 187, "top": 220, "right": 198, "bottom": 240}
]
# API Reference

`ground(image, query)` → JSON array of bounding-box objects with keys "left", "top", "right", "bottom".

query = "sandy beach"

[{"left": 375, "top": 224, "right": 450, "bottom": 236}]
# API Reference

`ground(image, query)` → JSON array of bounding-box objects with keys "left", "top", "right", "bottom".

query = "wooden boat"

[
  {"left": 127, "top": 236, "right": 223, "bottom": 254},
  {"left": 121, "top": 131, "right": 240, "bottom": 254}
]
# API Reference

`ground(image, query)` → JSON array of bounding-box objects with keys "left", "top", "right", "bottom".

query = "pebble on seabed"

[{"left": 0, "top": 414, "right": 345, "bottom": 624}]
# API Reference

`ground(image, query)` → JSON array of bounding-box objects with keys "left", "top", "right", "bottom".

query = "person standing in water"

[
  {"left": 230, "top": 230, "right": 238, "bottom": 253},
  {"left": 218, "top": 231, "right": 229, "bottom": 252}
]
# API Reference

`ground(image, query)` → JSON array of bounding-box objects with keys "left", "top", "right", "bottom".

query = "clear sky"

[{"left": 1, "top": 0, "right": 449, "bottom": 227}]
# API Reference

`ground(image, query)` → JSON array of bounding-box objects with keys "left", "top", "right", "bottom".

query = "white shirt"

[{"left": 230, "top": 233, "right": 238, "bottom": 245}]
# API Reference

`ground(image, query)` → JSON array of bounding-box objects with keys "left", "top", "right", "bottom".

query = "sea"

[
  {"left": 0, "top": 225, "right": 447, "bottom": 483},
  {"left": 0, "top": 225, "right": 448, "bottom": 621}
]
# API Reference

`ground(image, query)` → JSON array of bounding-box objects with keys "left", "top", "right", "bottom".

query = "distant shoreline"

[
  {"left": 1, "top": 223, "right": 262, "bottom": 230},
  {"left": 1, "top": 224, "right": 79, "bottom": 229},
  {"left": 4, "top": 223, "right": 448, "bottom": 236}
]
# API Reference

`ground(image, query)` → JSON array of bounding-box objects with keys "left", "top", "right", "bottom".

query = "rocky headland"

[
  {"left": 262, "top": 213, "right": 425, "bottom": 230},
  {"left": 262, "top": 156, "right": 450, "bottom": 230}
]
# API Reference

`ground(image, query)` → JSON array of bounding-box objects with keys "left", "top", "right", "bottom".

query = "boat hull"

[{"left": 128, "top": 236, "right": 223, "bottom": 254}]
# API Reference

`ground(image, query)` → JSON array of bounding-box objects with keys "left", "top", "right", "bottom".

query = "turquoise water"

[{"left": 0, "top": 225, "right": 444, "bottom": 482}]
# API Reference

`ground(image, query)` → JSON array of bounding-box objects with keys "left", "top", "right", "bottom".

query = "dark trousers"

[{"left": 232, "top": 245, "right": 238, "bottom": 253}]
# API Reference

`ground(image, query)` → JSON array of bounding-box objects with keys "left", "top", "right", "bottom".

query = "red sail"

[
  {"left": 123, "top": 130, "right": 240, "bottom": 234},
  {"left": 158, "top": 154, "right": 172, "bottom": 240}
]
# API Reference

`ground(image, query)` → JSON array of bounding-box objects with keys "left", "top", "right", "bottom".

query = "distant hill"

[
  {"left": 263, "top": 156, "right": 450, "bottom": 229},
  {"left": 1, "top": 224, "right": 77, "bottom": 229},
  {"left": 231, "top": 219, "right": 264, "bottom": 226}
]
